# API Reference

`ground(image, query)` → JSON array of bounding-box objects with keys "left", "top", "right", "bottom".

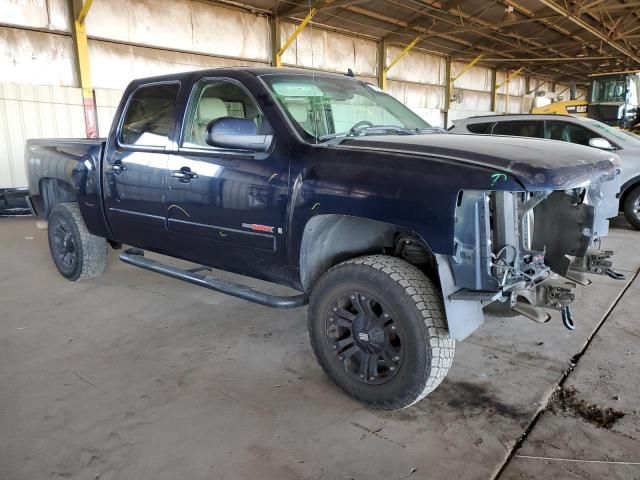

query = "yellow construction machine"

[{"left": 532, "top": 70, "right": 640, "bottom": 132}]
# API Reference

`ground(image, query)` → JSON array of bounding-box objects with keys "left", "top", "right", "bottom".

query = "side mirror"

[
  {"left": 205, "top": 117, "right": 273, "bottom": 152},
  {"left": 588, "top": 137, "right": 615, "bottom": 150}
]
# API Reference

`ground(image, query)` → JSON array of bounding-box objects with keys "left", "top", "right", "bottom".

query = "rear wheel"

[
  {"left": 623, "top": 185, "right": 640, "bottom": 230},
  {"left": 47, "top": 202, "right": 108, "bottom": 281},
  {"left": 308, "top": 255, "right": 455, "bottom": 410}
]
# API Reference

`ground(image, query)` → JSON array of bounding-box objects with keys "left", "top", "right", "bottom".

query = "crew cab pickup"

[{"left": 26, "top": 67, "right": 622, "bottom": 410}]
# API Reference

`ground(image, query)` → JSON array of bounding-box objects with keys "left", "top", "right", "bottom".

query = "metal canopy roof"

[{"left": 220, "top": 0, "right": 640, "bottom": 85}]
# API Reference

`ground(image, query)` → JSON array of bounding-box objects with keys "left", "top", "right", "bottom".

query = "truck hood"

[{"left": 338, "top": 133, "right": 617, "bottom": 190}]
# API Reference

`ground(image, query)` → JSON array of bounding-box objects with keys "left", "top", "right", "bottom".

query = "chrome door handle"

[{"left": 171, "top": 167, "right": 198, "bottom": 182}]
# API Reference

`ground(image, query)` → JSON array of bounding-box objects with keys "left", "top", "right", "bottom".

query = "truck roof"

[
  {"left": 453, "top": 113, "right": 580, "bottom": 124},
  {"left": 127, "top": 66, "right": 358, "bottom": 87}
]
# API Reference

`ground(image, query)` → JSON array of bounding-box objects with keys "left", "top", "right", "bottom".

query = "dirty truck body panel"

[
  {"left": 26, "top": 67, "right": 620, "bottom": 338},
  {"left": 26, "top": 139, "right": 109, "bottom": 239}
]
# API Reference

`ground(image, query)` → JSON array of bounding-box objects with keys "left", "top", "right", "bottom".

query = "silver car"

[{"left": 450, "top": 114, "right": 640, "bottom": 229}]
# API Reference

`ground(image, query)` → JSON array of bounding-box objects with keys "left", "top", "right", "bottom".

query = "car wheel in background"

[{"left": 623, "top": 185, "right": 640, "bottom": 230}]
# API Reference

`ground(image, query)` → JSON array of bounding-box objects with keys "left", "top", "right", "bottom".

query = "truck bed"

[{"left": 25, "top": 137, "right": 110, "bottom": 238}]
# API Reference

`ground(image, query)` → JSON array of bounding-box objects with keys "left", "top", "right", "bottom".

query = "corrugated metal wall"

[
  {"left": 94, "top": 88, "right": 124, "bottom": 137},
  {"left": 0, "top": 83, "right": 86, "bottom": 188},
  {"left": 280, "top": 22, "right": 378, "bottom": 79},
  {"left": 449, "top": 62, "right": 493, "bottom": 124},
  {"left": 386, "top": 47, "right": 446, "bottom": 125}
]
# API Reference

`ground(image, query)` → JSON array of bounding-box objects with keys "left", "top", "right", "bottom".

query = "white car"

[{"left": 450, "top": 114, "right": 640, "bottom": 229}]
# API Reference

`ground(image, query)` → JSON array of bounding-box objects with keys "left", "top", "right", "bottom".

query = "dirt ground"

[{"left": 1, "top": 215, "right": 639, "bottom": 480}]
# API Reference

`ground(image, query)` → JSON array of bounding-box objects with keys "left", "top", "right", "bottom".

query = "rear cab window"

[{"left": 119, "top": 83, "right": 180, "bottom": 148}]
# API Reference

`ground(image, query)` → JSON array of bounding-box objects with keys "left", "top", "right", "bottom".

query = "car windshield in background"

[
  {"left": 591, "top": 78, "right": 627, "bottom": 103},
  {"left": 260, "top": 74, "right": 431, "bottom": 142},
  {"left": 584, "top": 118, "right": 640, "bottom": 146}
]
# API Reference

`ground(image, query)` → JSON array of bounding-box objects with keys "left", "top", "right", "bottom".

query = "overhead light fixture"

[{"left": 502, "top": 5, "right": 517, "bottom": 23}]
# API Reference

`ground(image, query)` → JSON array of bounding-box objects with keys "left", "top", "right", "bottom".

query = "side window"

[
  {"left": 120, "top": 83, "right": 179, "bottom": 147},
  {"left": 466, "top": 122, "right": 494, "bottom": 134},
  {"left": 546, "top": 121, "right": 603, "bottom": 146},
  {"left": 566, "top": 124, "right": 600, "bottom": 146},
  {"left": 545, "top": 121, "right": 570, "bottom": 142},
  {"left": 182, "top": 79, "right": 270, "bottom": 148},
  {"left": 493, "top": 120, "right": 543, "bottom": 138}
]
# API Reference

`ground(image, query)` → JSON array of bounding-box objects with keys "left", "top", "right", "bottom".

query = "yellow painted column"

[
  {"left": 275, "top": 7, "right": 317, "bottom": 67},
  {"left": 70, "top": 0, "right": 97, "bottom": 138}
]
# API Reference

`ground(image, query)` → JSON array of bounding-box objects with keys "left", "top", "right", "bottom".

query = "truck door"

[
  {"left": 165, "top": 77, "right": 289, "bottom": 280},
  {"left": 103, "top": 82, "right": 180, "bottom": 253}
]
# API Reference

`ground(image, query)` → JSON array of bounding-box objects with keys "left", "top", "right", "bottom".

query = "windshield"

[
  {"left": 583, "top": 117, "right": 640, "bottom": 147},
  {"left": 591, "top": 77, "right": 627, "bottom": 103},
  {"left": 260, "top": 73, "right": 431, "bottom": 142}
]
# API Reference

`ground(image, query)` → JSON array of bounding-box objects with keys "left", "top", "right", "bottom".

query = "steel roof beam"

[
  {"left": 279, "top": 0, "right": 366, "bottom": 17},
  {"left": 538, "top": 0, "right": 640, "bottom": 64}
]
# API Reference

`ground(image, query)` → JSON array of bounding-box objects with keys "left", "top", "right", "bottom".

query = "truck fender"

[
  {"left": 434, "top": 253, "right": 485, "bottom": 341},
  {"left": 299, "top": 214, "right": 398, "bottom": 293},
  {"left": 297, "top": 215, "right": 484, "bottom": 341}
]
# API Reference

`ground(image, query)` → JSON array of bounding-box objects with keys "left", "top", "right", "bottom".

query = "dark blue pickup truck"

[{"left": 26, "top": 67, "right": 622, "bottom": 409}]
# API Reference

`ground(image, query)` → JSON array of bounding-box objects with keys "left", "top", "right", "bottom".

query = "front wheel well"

[
  {"left": 619, "top": 176, "right": 640, "bottom": 206},
  {"left": 298, "top": 214, "right": 436, "bottom": 293}
]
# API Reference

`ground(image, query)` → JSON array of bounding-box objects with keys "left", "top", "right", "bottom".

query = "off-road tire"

[
  {"left": 623, "top": 185, "right": 640, "bottom": 230},
  {"left": 47, "top": 202, "right": 108, "bottom": 281},
  {"left": 308, "top": 254, "right": 455, "bottom": 410}
]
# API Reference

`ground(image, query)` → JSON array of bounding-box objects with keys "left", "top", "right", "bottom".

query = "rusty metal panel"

[
  {"left": 452, "top": 62, "right": 492, "bottom": 92},
  {"left": 386, "top": 47, "right": 446, "bottom": 86},
  {"left": 191, "top": 2, "right": 269, "bottom": 61},
  {"left": 94, "top": 88, "right": 124, "bottom": 137},
  {"left": 496, "top": 94, "right": 524, "bottom": 114},
  {"left": 496, "top": 70, "right": 526, "bottom": 96},
  {"left": 0, "top": 83, "right": 85, "bottom": 188},
  {"left": 88, "top": 39, "right": 268, "bottom": 90},
  {"left": 531, "top": 79, "right": 585, "bottom": 101},
  {"left": 0, "top": 27, "right": 77, "bottom": 86},
  {"left": 85, "top": 0, "right": 270, "bottom": 62},
  {"left": 387, "top": 80, "right": 445, "bottom": 126},
  {"left": 0, "top": 0, "right": 70, "bottom": 31},
  {"left": 280, "top": 22, "right": 377, "bottom": 77},
  {"left": 450, "top": 90, "right": 493, "bottom": 121}
]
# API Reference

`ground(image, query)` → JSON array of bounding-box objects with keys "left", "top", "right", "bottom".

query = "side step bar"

[{"left": 119, "top": 248, "right": 308, "bottom": 309}]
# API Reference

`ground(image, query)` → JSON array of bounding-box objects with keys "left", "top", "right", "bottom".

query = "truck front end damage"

[{"left": 439, "top": 167, "right": 621, "bottom": 340}]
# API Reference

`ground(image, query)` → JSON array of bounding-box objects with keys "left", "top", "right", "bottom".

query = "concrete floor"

[{"left": 1, "top": 216, "right": 639, "bottom": 480}]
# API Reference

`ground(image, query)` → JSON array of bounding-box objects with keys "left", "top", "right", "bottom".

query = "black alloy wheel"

[{"left": 325, "top": 290, "right": 402, "bottom": 385}]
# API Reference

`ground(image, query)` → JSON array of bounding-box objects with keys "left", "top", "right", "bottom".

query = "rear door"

[
  {"left": 165, "top": 77, "right": 290, "bottom": 279},
  {"left": 103, "top": 82, "right": 180, "bottom": 253}
]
